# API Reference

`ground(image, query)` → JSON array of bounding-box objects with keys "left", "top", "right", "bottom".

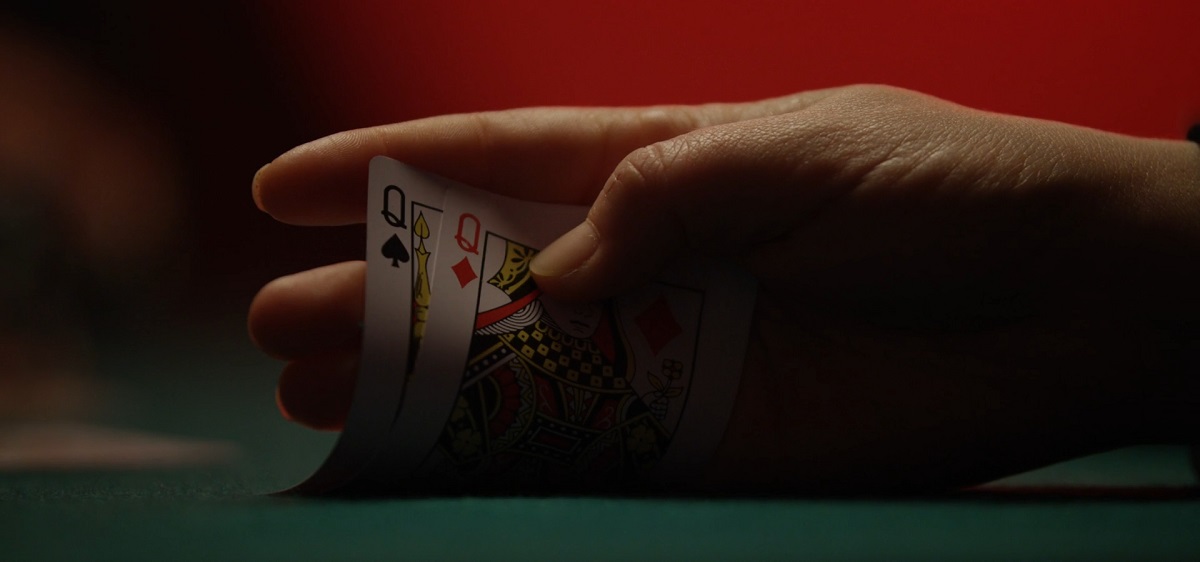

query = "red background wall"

[{"left": 260, "top": 0, "right": 1200, "bottom": 139}]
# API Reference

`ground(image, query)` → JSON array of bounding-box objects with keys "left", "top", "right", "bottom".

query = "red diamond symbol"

[
  {"left": 451, "top": 257, "right": 477, "bottom": 288},
  {"left": 635, "top": 295, "right": 682, "bottom": 356}
]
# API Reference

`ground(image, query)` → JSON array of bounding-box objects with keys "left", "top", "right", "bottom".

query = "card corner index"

[{"left": 368, "top": 154, "right": 395, "bottom": 169}]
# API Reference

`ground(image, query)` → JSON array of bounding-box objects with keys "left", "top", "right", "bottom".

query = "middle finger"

[{"left": 248, "top": 260, "right": 365, "bottom": 360}]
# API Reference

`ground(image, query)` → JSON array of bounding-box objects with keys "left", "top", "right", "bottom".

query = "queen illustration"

[{"left": 433, "top": 237, "right": 674, "bottom": 487}]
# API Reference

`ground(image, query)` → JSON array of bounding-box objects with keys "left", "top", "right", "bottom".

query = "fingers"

[
  {"left": 248, "top": 261, "right": 365, "bottom": 360},
  {"left": 253, "top": 91, "right": 839, "bottom": 226},
  {"left": 249, "top": 262, "right": 364, "bottom": 430},
  {"left": 276, "top": 349, "right": 358, "bottom": 431}
]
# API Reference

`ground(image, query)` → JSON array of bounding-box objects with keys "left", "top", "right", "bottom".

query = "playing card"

[
  {"left": 291, "top": 157, "right": 448, "bottom": 493},
  {"left": 361, "top": 182, "right": 756, "bottom": 493}
]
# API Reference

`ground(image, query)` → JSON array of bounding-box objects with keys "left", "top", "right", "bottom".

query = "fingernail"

[
  {"left": 531, "top": 221, "right": 598, "bottom": 278},
  {"left": 252, "top": 163, "right": 270, "bottom": 211}
]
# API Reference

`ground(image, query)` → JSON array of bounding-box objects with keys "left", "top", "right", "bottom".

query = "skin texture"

[{"left": 249, "top": 85, "right": 1200, "bottom": 492}]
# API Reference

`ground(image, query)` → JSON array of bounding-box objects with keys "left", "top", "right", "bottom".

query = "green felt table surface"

[{"left": 3, "top": 324, "right": 1199, "bottom": 561}]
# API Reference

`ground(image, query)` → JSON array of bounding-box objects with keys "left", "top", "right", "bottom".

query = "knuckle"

[
  {"left": 632, "top": 107, "right": 697, "bottom": 138},
  {"left": 837, "top": 84, "right": 925, "bottom": 106},
  {"left": 791, "top": 86, "right": 968, "bottom": 188},
  {"left": 604, "top": 140, "right": 678, "bottom": 202},
  {"left": 594, "top": 139, "right": 692, "bottom": 251}
]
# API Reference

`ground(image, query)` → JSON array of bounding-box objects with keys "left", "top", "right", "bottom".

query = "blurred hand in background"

[{"left": 0, "top": 16, "right": 181, "bottom": 419}]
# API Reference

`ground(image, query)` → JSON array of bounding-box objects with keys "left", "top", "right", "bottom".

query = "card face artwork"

[
  {"left": 360, "top": 182, "right": 757, "bottom": 493},
  {"left": 295, "top": 158, "right": 756, "bottom": 494},
  {"left": 291, "top": 157, "right": 448, "bottom": 493}
]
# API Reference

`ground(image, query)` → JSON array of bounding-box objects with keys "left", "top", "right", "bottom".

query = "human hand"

[{"left": 250, "top": 85, "right": 1200, "bottom": 492}]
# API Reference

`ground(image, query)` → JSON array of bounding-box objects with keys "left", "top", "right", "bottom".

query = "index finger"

[{"left": 252, "top": 92, "right": 837, "bottom": 226}]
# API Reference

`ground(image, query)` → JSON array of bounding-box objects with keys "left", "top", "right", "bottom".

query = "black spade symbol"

[{"left": 382, "top": 234, "right": 410, "bottom": 267}]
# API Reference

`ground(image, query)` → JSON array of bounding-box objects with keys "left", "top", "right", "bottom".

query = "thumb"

[{"left": 528, "top": 108, "right": 870, "bottom": 301}]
